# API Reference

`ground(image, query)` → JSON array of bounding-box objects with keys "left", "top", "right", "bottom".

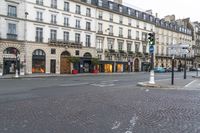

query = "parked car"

[
  {"left": 154, "top": 67, "right": 165, "bottom": 73},
  {"left": 164, "top": 67, "right": 172, "bottom": 72},
  {"left": 189, "top": 67, "right": 197, "bottom": 71}
]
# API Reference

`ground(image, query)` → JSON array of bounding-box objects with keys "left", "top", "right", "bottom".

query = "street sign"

[{"left": 149, "top": 45, "right": 154, "bottom": 53}]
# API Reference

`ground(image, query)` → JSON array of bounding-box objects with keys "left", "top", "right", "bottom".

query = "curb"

[
  {"left": 192, "top": 76, "right": 200, "bottom": 78},
  {"left": 137, "top": 82, "right": 161, "bottom": 88}
]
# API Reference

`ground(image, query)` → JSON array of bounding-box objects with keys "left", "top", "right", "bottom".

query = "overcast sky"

[{"left": 123, "top": 0, "right": 199, "bottom": 22}]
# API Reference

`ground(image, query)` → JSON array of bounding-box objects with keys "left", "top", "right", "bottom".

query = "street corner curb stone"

[
  {"left": 137, "top": 82, "right": 161, "bottom": 88},
  {"left": 192, "top": 76, "right": 200, "bottom": 78}
]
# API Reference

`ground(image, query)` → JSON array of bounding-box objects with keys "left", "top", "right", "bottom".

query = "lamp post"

[{"left": 14, "top": 49, "right": 19, "bottom": 78}]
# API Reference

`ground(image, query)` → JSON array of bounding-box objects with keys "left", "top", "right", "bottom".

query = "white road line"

[
  {"left": 155, "top": 78, "right": 180, "bottom": 81},
  {"left": 185, "top": 80, "right": 197, "bottom": 87},
  {"left": 59, "top": 82, "right": 89, "bottom": 87}
]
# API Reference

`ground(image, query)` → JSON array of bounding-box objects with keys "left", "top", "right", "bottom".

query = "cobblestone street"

[{"left": 0, "top": 72, "right": 200, "bottom": 133}]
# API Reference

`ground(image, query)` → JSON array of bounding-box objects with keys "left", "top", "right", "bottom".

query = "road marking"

[
  {"left": 155, "top": 78, "right": 180, "bottom": 81},
  {"left": 59, "top": 82, "right": 89, "bottom": 87},
  {"left": 185, "top": 80, "right": 198, "bottom": 87},
  {"left": 111, "top": 121, "right": 121, "bottom": 130},
  {"left": 90, "top": 83, "right": 115, "bottom": 87},
  {"left": 124, "top": 114, "right": 138, "bottom": 133}
]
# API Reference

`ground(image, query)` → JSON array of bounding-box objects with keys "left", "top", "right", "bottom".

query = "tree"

[
  {"left": 91, "top": 58, "right": 99, "bottom": 70},
  {"left": 69, "top": 57, "right": 80, "bottom": 70}
]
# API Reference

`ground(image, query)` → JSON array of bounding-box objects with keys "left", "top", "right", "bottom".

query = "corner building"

[{"left": 0, "top": 0, "right": 97, "bottom": 75}]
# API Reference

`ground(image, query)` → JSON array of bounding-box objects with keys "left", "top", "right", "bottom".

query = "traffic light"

[{"left": 148, "top": 32, "right": 155, "bottom": 45}]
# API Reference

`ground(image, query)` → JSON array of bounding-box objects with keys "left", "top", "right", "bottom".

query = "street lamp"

[{"left": 14, "top": 49, "right": 19, "bottom": 78}]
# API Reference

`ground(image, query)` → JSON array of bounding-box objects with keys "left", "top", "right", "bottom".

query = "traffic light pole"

[
  {"left": 149, "top": 52, "right": 155, "bottom": 84},
  {"left": 171, "top": 55, "right": 174, "bottom": 85},
  {"left": 184, "top": 54, "right": 187, "bottom": 79}
]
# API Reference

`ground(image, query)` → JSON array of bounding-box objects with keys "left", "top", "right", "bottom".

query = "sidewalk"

[
  {"left": 0, "top": 72, "right": 146, "bottom": 79},
  {"left": 137, "top": 77, "right": 196, "bottom": 89}
]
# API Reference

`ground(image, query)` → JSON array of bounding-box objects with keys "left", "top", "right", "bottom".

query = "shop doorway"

[
  {"left": 32, "top": 49, "right": 46, "bottom": 73},
  {"left": 3, "top": 47, "right": 20, "bottom": 75},
  {"left": 50, "top": 59, "right": 56, "bottom": 73},
  {"left": 60, "top": 51, "right": 71, "bottom": 74},
  {"left": 134, "top": 58, "right": 140, "bottom": 72}
]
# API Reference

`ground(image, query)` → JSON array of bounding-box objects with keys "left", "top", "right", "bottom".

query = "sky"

[{"left": 123, "top": 0, "right": 199, "bottom": 22}]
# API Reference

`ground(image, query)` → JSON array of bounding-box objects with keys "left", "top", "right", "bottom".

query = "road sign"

[{"left": 149, "top": 45, "right": 154, "bottom": 53}]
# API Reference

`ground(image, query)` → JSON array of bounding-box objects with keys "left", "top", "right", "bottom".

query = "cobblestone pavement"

[{"left": 0, "top": 72, "right": 200, "bottom": 133}]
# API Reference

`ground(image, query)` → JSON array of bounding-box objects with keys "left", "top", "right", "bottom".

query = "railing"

[
  {"left": 76, "top": 10, "right": 81, "bottom": 14},
  {"left": 128, "top": 36, "right": 132, "bottom": 39},
  {"left": 36, "top": 0, "right": 43, "bottom": 5},
  {"left": 86, "top": 13, "right": 91, "bottom": 17},
  {"left": 7, "top": 12, "right": 17, "bottom": 17},
  {"left": 64, "top": 8, "right": 69, "bottom": 12},
  {"left": 51, "top": 21, "right": 57, "bottom": 24},
  {"left": 36, "top": 18, "right": 43, "bottom": 22},
  {"left": 7, "top": 33, "right": 17, "bottom": 40},
  {"left": 98, "top": 31, "right": 103, "bottom": 34},
  {"left": 35, "top": 37, "right": 43, "bottom": 43},
  {"left": 119, "top": 34, "right": 123, "bottom": 37},
  {"left": 48, "top": 39, "right": 82, "bottom": 48},
  {"left": 86, "top": 27, "right": 91, "bottom": 31},
  {"left": 51, "top": 4, "right": 57, "bottom": 9},
  {"left": 64, "top": 23, "right": 69, "bottom": 27}
]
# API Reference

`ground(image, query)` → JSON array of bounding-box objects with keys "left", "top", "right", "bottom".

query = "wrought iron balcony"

[
  {"left": 35, "top": 37, "right": 43, "bottom": 43},
  {"left": 48, "top": 39, "right": 82, "bottom": 48},
  {"left": 51, "top": 4, "right": 57, "bottom": 9},
  {"left": 7, "top": 33, "right": 17, "bottom": 40},
  {"left": 36, "top": 0, "right": 43, "bottom": 5},
  {"left": 7, "top": 12, "right": 17, "bottom": 17}
]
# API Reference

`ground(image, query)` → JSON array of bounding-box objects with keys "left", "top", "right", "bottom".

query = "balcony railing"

[
  {"left": 36, "top": 18, "right": 43, "bottom": 22},
  {"left": 86, "top": 13, "right": 91, "bottom": 17},
  {"left": 64, "top": 23, "right": 69, "bottom": 27},
  {"left": 119, "top": 34, "right": 123, "bottom": 37},
  {"left": 64, "top": 8, "right": 69, "bottom": 12},
  {"left": 98, "top": 31, "right": 103, "bottom": 34},
  {"left": 128, "top": 36, "right": 132, "bottom": 39},
  {"left": 36, "top": 1, "right": 43, "bottom": 5},
  {"left": 48, "top": 39, "right": 82, "bottom": 48},
  {"left": 76, "top": 10, "right": 81, "bottom": 14},
  {"left": 86, "top": 27, "right": 91, "bottom": 31},
  {"left": 35, "top": 37, "right": 43, "bottom": 43},
  {"left": 51, "top": 21, "right": 57, "bottom": 24},
  {"left": 7, "top": 12, "right": 17, "bottom": 17},
  {"left": 7, "top": 33, "right": 17, "bottom": 40},
  {"left": 51, "top": 4, "right": 57, "bottom": 9},
  {"left": 76, "top": 25, "right": 81, "bottom": 29},
  {"left": 109, "top": 32, "right": 113, "bottom": 36},
  {"left": 85, "top": 42, "right": 91, "bottom": 47}
]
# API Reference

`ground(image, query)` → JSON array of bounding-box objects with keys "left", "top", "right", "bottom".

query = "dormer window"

[
  {"left": 109, "top": 3, "right": 113, "bottom": 10},
  {"left": 136, "top": 11, "right": 139, "bottom": 18},
  {"left": 143, "top": 14, "right": 146, "bottom": 20},
  {"left": 98, "top": 0, "right": 102, "bottom": 6},
  {"left": 128, "top": 8, "right": 131, "bottom": 15},
  {"left": 119, "top": 6, "right": 123, "bottom": 13}
]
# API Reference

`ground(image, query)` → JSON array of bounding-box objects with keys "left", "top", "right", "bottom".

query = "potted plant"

[
  {"left": 91, "top": 58, "right": 99, "bottom": 73},
  {"left": 69, "top": 57, "right": 80, "bottom": 74},
  {"left": 0, "top": 63, "right": 3, "bottom": 76}
]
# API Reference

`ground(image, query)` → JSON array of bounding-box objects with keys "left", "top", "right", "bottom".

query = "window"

[
  {"left": 36, "top": 11, "right": 43, "bottom": 21},
  {"left": 136, "top": 11, "right": 139, "bottom": 18},
  {"left": 36, "top": 0, "right": 43, "bottom": 5},
  {"left": 128, "top": 8, "right": 131, "bottom": 15},
  {"left": 109, "top": 3, "right": 113, "bottom": 10},
  {"left": 51, "top": 49, "right": 56, "bottom": 54},
  {"left": 110, "top": 13, "right": 113, "bottom": 22},
  {"left": 99, "top": 11, "right": 103, "bottom": 19},
  {"left": 75, "top": 33, "right": 80, "bottom": 43},
  {"left": 51, "top": 0, "right": 57, "bottom": 8},
  {"left": 136, "top": 20, "right": 139, "bottom": 27},
  {"left": 98, "top": 0, "right": 102, "bottom": 6},
  {"left": 135, "top": 43, "right": 140, "bottom": 52},
  {"left": 143, "top": 45, "right": 146, "bottom": 53},
  {"left": 63, "top": 31, "right": 69, "bottom": 42},
  {"left": 119, "top": 16, "right": 123, "bottom": 24},
  {"left": 8, "top": 5, "right": 17, "bottom": 17},
  {"left": 144, "top": 23, "right": 147, "bottom": 30},
  {"left": 143, "top": 14, "right": 146, "bottom": 20},
  {"left": 118, "top": 42, "right": 123, "bottom": 51},
  {"left": 108, "top": 39, "right": 114, "bottom": 50},
  {"left": 51, "top": 14, "right": 56, "bottom": 24},
  {"left": 76, "top": 5, "right": 81, "bottom": 14},
  {"left": 96, "top": 38, "right": 103, "bottom": 50},
  {"left": 127, "top": 43, "right": 132, "bottom": 51},
  {"left": 142, "top": 32, "right": 147, "bottom": 41},
  {"left": 109, "top": 25, "right": 113, "bottom": 35},
  {"left": 98, "top": 23, "right": 102, "bottom": 32},
  {"left": 36, "top": 27, "right": 43, "bottom": 42},
  {"left": 76, "top": 20, "right": 80, "bottom": 29},
  {"left": 119, "top": 6, "right": 123, "bottom": 13},
  {"left": 86, "top": 8, "right": 91, "bottom": 17},
  {"left": 50, "top": 29, "right": 57, "bottom": 41},
  {"left": 128, "top": 29, "right": 131, "bottom": 38},
  {"left": 136, "top": 31, "right": 139, "bottom": 40},
  {"left": 86, "top": 35, "right": 91, "bottom": 47},
  {"left": 7, "top": 23, "right": 17, "bottom": 40},
  {"left": 64, "top": 2, "right": 69, "bottom": 11},
  {"left": 119, "top": 27, "right": 123, "bottom": 37},
  {"left": 128, "top": 19, "right": 131, "bottom": 26},
  {"left": 86, "top": 22, "right": 91, "bottom": 31},
  {"left": 64, "top": 17, "right": 69, "bottom": 26},
  {"left": 87, "top": 0, "right": 91, "bottom": 4},
  {"left": 75, "top": 50, "right": 79, "bottom": 56}
]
